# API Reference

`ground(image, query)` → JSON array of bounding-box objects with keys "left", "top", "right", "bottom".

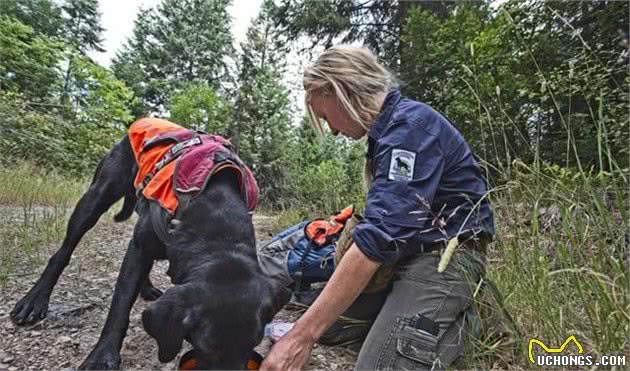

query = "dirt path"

[{"left": 0, "top": 210, "right": 356, "bottom": 370}]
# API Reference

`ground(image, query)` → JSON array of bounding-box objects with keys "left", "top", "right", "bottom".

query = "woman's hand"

[
  {"left": 261, "top": 244, "right": 381, "bottom": 371},
  {"left": 259, "top": 327, "right": 315, "bottom": 371}
]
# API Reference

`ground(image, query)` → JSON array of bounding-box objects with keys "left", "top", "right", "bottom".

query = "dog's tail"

[{"left": 114, "top": 192, "right": 137, "bottom": 222}]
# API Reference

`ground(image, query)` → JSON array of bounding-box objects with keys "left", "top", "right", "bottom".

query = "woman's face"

[{"left": 308, "top": 94, "right": 367, "bottom": 140}]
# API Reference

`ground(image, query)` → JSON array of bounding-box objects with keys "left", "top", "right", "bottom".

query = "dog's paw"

[
  {"left": 10, "top": 292, "right": 49, "bottom": 325},
  {"left": 78, "top": 350, "right": 121, "bottom": 370},
  {"left": 140, "top": 286, "right": 163, "bottom": 301}
]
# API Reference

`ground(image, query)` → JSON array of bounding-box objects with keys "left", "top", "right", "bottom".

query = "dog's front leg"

[
  {"left": 79, "top": 238, "right": 152, "bottom": 370},
  {"left": 11, "top": 137, "right": 137, "bottom": 325}
]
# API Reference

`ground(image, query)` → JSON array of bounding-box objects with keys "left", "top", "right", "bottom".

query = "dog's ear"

[
  {"left": 142, "top": 286, "right": 193, "bottom": 362},
  {"left": 272, "top": 279, "right": 291, "bottom": 313}
]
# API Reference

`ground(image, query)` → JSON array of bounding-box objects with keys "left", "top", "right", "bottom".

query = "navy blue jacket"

[{"left": 352, "top": 89, "right": 495, "bottom": 265}]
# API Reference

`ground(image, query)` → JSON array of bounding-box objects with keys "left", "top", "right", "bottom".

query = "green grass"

[
  {"left": 460, "top": 12, "right": 630, "bottom": 367},
  {"left": 0, "top": 162, "right": 87, "bottom": 285},
  {"left": 468, "top": 163, "right": 629, "bottom": 369},
  {"left": 0, "top": 162, "right": 86, "bottom": 206},
  {"left": 269, "top": 207, "right": 311, "bottom": 235}
]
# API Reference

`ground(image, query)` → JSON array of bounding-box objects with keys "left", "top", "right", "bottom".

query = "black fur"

[{"left": 10, "top": 135, "right": 290, "bottom": 370}]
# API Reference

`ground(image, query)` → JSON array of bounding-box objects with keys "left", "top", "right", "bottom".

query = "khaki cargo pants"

[{"left": 337, "top": 218, "right": 487, "bottom": 370}]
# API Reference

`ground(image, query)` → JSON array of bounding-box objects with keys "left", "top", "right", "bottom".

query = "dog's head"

[{"left": 142, "top": 263, "right": 290, "bottom": 370}]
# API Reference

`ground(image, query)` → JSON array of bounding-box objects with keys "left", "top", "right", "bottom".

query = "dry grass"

[{"left": 0, "top": 162, "right": 87, "bottom": 284}]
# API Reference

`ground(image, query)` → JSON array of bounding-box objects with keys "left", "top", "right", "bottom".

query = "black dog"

[{"left": 10, "top": 134, "right": 289, "bottom": 369}]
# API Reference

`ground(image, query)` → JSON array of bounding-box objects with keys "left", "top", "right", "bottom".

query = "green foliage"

[
  {"left": 283, "top": 119, "right": 365, "bottom": 215},
  {"left": 271, "top": 1, "right": 471, "bottom": 67},
  {"left": 61, "top": 0, "right": 104, "bottom": 54},
  {"left": 1, "top": 92, "right": 74, "bottom": 170},
  {"left": 270, "top": 0, "right": 459, "bottom": 64},
  {"left": 298, "top": 159, "right": 351, "bottom": 213},
  {"left": 111, "top": 0, "right": 234, "bottom": 113},
  {"left": 235, "top": 68, "right": 293, "bottom": 208},
  {"left": 59, "top": 0, "right": 106, "bottom": 104},
  {"left": 231, "top": 0, "right": 294, "bottom": 209},
  {"left": 400, "top": 0, "right": 629, "bottom": 173},
  {"left": 273, "top": 0, "right": 628, "bottom": 173},
  {"left": 267, "top": 119, "right": 366, "bottom": 224},
  {"left": 239, "top": 0, "right": 290, "bottom": 73},
  {"left": 0, "top": 90, "right": 127, "bottom": 175},
  {"left": 0, "top": 0, "right": 64, "bottom": 38},
  {"left": 169, "top": 83, "right": 231, "bottom": 134},
  {"left": 0, "top": 2, "right": 137, "bottom": 175},
  {"left": 70, "top": 56, "right": 135, "bottom": 127},
  {"left": 0, "top": 16, "right": 64, "bottom": 100}
]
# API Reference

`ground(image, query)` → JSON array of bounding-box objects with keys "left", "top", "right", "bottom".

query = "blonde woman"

[{"left": 260, "top": 45, "right": 495, "bottom": 371}]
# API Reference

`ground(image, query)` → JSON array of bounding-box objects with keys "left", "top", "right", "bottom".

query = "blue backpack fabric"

[{"left": 257, "top": 221, "right": 336, "bottom": 287}]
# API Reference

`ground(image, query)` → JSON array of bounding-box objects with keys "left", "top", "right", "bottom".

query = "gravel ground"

[{"left": 0, "top": 209, "right": 356, "bottom": 370}]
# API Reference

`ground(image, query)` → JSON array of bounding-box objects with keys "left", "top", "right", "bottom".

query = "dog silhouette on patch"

[{"left": 395, "top": 156, "right": 411, "bottom": 175}]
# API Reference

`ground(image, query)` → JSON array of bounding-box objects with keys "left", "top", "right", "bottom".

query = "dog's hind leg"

[
  {"left": 10, "top": 136, "right": 138, "bottom": 325},
  {"left": 139, "top": 267, "right": 163, "bottom": 301}
]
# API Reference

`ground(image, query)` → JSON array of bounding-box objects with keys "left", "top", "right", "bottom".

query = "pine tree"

[
  {"left": 111, "top": 0, "right": 234, "bottom": 114},
  {"left": 0, "top": 16, "right": 65, "bottom": 101},
  {"left": 269, "top": 0, "right": 468, "bottom": 68},
  {"left": 60, "top": 0, "right": 105, "bottom": 106},
  {"left": 232, "top": 0, "right": 293, "bottom": 208},
  {"left": 0, "top": 0, "right": 64, "bottom": 38},
  {"left": 61, "top": 0, "right": 104, "bottom": 54}
]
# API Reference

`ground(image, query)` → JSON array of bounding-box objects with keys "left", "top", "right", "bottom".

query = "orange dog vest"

[{"left": 128, "top": 118, "right": 258, "bottom": 214}]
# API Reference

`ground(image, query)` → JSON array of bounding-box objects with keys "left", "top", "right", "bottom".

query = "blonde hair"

[
  {"left": 303, "top": 45, "right": 397, "bottom": 136},
  {"left": 303, "top": 45, "right": 397, "bottom": 190}
]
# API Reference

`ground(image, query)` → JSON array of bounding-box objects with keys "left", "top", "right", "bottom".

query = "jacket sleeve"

[{"left": 352, "top": 121, "right": 445, "bottom": 265}]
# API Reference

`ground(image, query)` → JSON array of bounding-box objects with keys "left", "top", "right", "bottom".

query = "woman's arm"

[{"left": 260, "top": 243, "right": 382, "bottom": 371}]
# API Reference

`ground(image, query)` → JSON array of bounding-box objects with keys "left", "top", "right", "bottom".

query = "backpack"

[{"left": 257, "top": 206, "right": 354, "bottom": 290}]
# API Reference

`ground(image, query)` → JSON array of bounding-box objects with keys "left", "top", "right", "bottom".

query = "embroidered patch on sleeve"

[{"left": 388, "top": 149, "right": 416, "bottom": 181}]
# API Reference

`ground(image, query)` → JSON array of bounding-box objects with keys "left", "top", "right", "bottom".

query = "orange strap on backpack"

[{"left": 304, "top": 205, "right": 354, "bottom": 247}]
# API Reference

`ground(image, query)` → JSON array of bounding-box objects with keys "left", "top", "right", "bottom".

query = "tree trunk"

[{"left": 61, "top": 54, "right": 74, "bottom": 110}]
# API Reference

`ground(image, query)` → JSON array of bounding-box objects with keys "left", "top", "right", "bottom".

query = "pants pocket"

[{"left": 395, "top": 324, "right": 439, "bottom": 370}]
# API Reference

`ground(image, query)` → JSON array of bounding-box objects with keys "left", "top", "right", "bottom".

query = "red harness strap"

[{"left": 128, "top": 118, "right": 258, "bottom": 215}]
